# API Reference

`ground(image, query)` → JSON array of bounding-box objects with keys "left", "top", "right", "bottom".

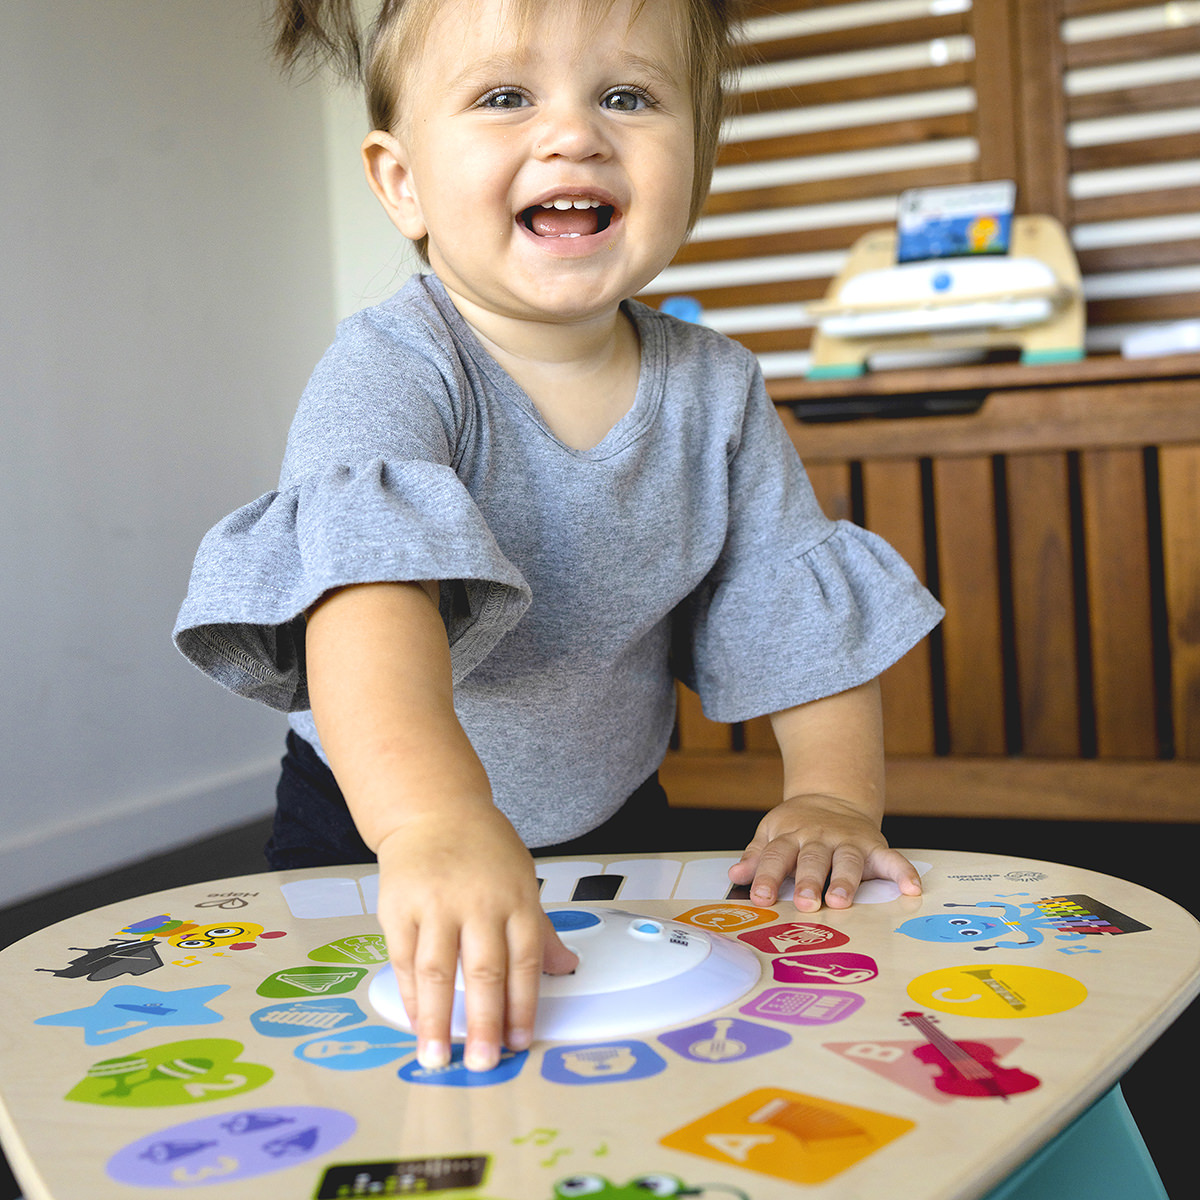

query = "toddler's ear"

[{"left": 362, "top": 131, "right": 426, "bottom": 240}]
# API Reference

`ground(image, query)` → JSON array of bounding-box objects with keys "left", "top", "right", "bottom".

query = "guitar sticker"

[
  {"left": 771, "top": 952, "right": 878, "bottom": 986},
  {"left": 659, "top": 1018, "right": 790, "bottom": 1064}
]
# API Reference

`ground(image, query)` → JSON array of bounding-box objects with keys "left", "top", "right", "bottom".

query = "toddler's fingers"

[
  {"left": 868, "top": 847, "right": 924, "bottom": 896},
  {"left": 459, "top": 921, "right": 512, "bottom": 1073},
  {"left": 791, "top": 842, "right": 836, "bottom": 912},
  {"left": 501, "top": 914, "right": 566, "bottom": 1057},
  {"left": 824, "top": 846, "right": 867, "bottom": 908},
  {"left": 412, "top": 920, "right": 461, "bottom": 1070},
  {"left": 747, "top": 836, "right": 799, "bottom": 907},
  {"left": 728, "top": 840, "right": 766, "bottom": 885},
  {"left": 383, "top": 919, "right": 420, "bottom": 1033}
]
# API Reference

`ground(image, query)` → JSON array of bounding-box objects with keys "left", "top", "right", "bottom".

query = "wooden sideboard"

[{"left": 662, "top": 353, "right": 1200, "bottom": 823}]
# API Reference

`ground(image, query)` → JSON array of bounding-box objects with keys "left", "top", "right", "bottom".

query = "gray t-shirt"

[{"left": 174, "top": 274, "right": 942, "bottom": 845}]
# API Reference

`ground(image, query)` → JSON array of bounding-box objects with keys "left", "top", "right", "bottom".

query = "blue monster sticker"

[{"left": 897, "top": 894, "right": 1149, "bottom": 953}]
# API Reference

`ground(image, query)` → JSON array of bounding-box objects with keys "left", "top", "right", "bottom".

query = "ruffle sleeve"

[
  {"left": 173, "top": 457, "right": 531, "bottom": 712},
  {"left": 676, "top": 519, "right": 944, "bottom": 723}
]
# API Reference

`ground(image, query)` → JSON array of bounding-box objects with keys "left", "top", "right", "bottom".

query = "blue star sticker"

[{"left": 35, "top": 984, "right": 229, "bottom": 1045}]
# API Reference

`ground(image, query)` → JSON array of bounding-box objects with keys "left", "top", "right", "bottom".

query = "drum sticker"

[
  {"left": 541, "top": 1041, "right": 666, "bottom": 1084},
  {"left": 674, "top": 904, "right": 778, "bottom": 933},
  {"left": 740, "top": 987, "right": 864, "bottom": 1027},
  {"left": 250, "top": 997, "right": 367, "bottom": 1038},
  {"left": 314, "top": 1155, "right": 490, "bottom": 1198},
  {"left": 106, "top": 1105, "right": 355, "bottom": 1188},
  {"left": 35, "top": 983, "right": 229, "bottom": 1045},
  {"left": 738, "top": 923, "right": 850, "bottom": 955},
  {"left": 826, "top": 1012, "right": 1040, "bottom": 1102},
  {"left": 771, "top": 951, "right": 878, "bottom": 986},
  {"left": 659, "top": 1017, "right": 791, "bottom": 1064},
  {"left": 398, "top": 1045, "right": 529, "bottom": 1087},
  {"left": 896, "top": 895, "right": 1148, "bottom": 954},
  {"left": 65, "top": 1038, "right": 272, "bottom": 1107},
  {"left": 256, "top": 966, "right": 368, "bottom": 999},
  {"left": 36, "top": 939, "right": 165, "bottom": 982},
  {"left": 294, "top": 1025, "right": 417, "bottom": 1071},
  {"left": 908, "top": 963, "right": 1088, "bottom": 1018},
  {"left": 661, "top": 1087, "right": 914, "bottom": 1185}
]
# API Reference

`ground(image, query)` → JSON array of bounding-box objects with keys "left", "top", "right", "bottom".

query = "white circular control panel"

[{"left": 368, "top": 906, "right": 761, "bottom": 1042}]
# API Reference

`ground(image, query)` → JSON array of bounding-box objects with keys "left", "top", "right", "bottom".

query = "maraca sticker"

[{"left": 66, "top": 1039, "right": 271, "bottom": 1107}]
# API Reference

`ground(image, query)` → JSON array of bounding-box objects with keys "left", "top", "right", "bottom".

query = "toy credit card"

[{"left": 896, "top": 180, "right": 1016, "bottom": 262}]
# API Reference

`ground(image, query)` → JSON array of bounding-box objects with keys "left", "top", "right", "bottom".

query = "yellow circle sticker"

[{"left": 908, "top": 963, "right": 1087, "bottom": 1019}]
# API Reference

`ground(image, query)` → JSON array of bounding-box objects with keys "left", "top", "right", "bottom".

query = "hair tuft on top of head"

[{"left": 272, "top": 0, "right": 366, "bottom": 82}]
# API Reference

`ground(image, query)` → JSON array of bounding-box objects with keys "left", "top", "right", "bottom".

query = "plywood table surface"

[{"left": 1, "top": 849, "right": 1197, "bottom": 1200}]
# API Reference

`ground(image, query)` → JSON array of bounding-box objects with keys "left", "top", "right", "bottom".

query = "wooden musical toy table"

[{"left": 0, "top": 849, "right": 1196, "bottom": 1200}]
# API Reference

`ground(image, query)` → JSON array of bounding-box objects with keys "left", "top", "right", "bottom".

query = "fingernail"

[
  {"left": 418, "top": 1040, "right": 449, "bottom": 1069},
  {"left": 507, "top": 1027, "right": 532, "bottom": 1051},
  {"left": 464, "top": 1043, "right": 498, "bottom": 1072}
]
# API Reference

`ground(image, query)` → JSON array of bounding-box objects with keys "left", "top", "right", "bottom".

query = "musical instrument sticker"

[
  {"left": 106, "top": 1106, "right": 356, "bottom": 1189},
  {"left": 65, "top": 1038, "right": 272, "bottom": 1108},
  {"left": 897, "top": 1011, "right": 1040, "bottom": 1099},
  {"left": 907, "top": 963, "right": 1088, "bottom": 1019},
  {"left": 661, "top": 1087, "right": 914, "bottom": 1184}
]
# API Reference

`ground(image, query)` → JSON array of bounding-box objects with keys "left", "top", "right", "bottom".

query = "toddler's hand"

[
  {"left": 728, "top": 794, "right": 922, "bottom": 912},
  {"left": 374, "top": 807, "right": 576, "bottom": 1073}
]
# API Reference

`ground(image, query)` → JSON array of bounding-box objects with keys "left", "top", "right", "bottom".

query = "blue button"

[
  {"left": 932, "top": 270, "right": 953, "bottom": 292},
  {"left": 547, "top": 909, "right": 602, "bottom": 932}
]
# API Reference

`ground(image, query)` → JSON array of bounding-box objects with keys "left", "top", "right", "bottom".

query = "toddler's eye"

[
  {"left": 482, "top": 89, "right": 528, "bottom": 109},
  {"left": 602, "top": 87, "right": 652, "bottom": 112}
]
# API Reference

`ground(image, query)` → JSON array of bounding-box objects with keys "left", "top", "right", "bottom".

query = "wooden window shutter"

[
  {"left": 1060, "top": 0, "right": 1200, "bottom": 351},
  {"left": 640, "top": 0, "right": 1200, "bottom": 387}
]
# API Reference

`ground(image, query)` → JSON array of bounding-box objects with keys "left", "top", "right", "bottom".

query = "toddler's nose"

[{"left": 534, "top": 103, "right": 613, "bottom": 161}]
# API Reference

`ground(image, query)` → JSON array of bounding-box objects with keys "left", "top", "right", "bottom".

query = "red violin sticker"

[{"left": 900, "top": 1011, "right": 1041, "bottom": 1100}]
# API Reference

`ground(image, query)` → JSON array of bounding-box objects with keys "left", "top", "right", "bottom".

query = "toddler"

[{"left": 175, "top": 0, "right": 943, "bottom": 1073}]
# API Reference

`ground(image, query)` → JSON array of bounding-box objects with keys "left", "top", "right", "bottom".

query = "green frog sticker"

[{"left": 552, "top": 1175, "right": 749, "bottom": 1198}]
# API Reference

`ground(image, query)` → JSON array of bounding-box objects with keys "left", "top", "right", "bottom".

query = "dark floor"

[{"left": 1, "top": 810, "right": 1194, "bottom": 1199}]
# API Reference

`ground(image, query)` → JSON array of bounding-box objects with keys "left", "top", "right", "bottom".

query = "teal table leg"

[{"left": 981, "top": 1086, "right": 1168, "bottom": 1200}]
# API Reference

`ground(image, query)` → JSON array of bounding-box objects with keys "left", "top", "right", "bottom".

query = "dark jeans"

[{"left": 266, "top": 730, "right": 675, "bottom": 869}]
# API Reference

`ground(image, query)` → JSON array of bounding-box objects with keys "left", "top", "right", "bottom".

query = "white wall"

[{"left": 0, "top": 1, "right": 411, "bottom": 907}]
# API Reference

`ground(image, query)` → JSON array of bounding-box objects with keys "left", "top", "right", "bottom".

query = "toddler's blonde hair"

[{"left": 274, "top": 0, "right": 740, "bottom": 262}]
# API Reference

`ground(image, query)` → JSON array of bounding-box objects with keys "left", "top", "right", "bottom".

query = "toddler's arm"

[
  {"left": 727, "top": 679, "right": 922, "bottom": 911},
  {"left": 305, "top": 581, "right": 577, "bottom": 1072}
]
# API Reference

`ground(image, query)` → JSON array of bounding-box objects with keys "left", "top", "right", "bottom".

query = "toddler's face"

[{"left": 381, "top": 0, "right": 695, "bottom": 327}]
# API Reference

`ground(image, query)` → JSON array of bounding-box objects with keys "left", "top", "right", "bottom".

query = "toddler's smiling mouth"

[{"left": 520, "top": 197, "right": 616, "bottom": 239}]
